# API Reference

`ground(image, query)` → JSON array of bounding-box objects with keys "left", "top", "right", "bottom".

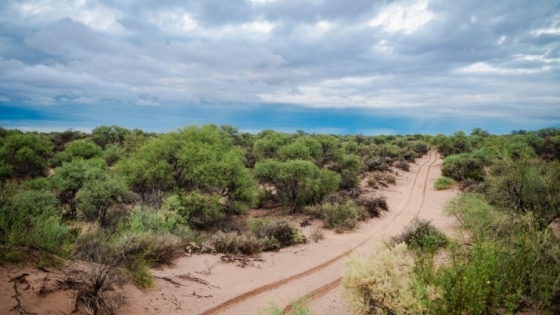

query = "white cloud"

[
  {"left": 368, "top": 0, "right": 434, "bottom": 34},
  {"left": 455, "top": 62, "right": 549, "bottom": 75}
]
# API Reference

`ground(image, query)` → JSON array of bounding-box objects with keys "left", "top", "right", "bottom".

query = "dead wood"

[
  {"left": 177, "top": 273, "right": 219, "bottom": 289},
  {"left": 8, "top": 273, "right": 36, "bottom": 315},
  {"left": 191, "top": 291, "right": 212, "bottom": 298},
  {"left": 220, "top": 254, "right": 264, "bottom": 268},
  {"left": 154, "top": 276, "right": 185, "bottom": 286}
]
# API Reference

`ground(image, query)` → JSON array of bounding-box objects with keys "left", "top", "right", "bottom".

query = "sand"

[{"left": 0, "top": 151, "right": 458, "bottom": 315}]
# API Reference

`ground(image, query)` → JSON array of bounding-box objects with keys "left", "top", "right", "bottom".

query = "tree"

[
  {"left": 50, "top": 158, "right": 108, "bottom": 218},
  {"left": 315, "top": 134, "right": 342, "bottom": 167},
  {"left": 254, "top": 159, "right": 320, "bottom": 214},
  {"left": 0, "top": 133, "right": 53, "bottom": 178},
  {"left": 76, "top": 172, "right": 129, "bottom": 228},
  {"left": 0, "top": 187, "right": 72, "bottom": 254},
  {"left": 55, "top": 139, "right": 103, "bottom": 164},
  {"left": 253, "top": 131, "right": 292, "bottom": 160},
  {"left": 91, "top": 125, "right": 131, "bottom": 149},
  {"left": 486, "top": 156, "right": 560, "bottom": 227},
  {"left": 116, "top": 125, "right": 255, "bottom": 214}
]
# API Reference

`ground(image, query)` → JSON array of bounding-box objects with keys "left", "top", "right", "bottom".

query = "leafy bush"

[
  {"left": 55, "top": 139, "right": 103, "bottom": 164},
  {"left": 0, "top": 188, "right": 74, "bottom": 257},
  {"left": 441, "top": 153, "right": 484, "bottom": 182},
  {"left": 485, "top": 157, "right": 560, "bottom": 227},
  {"left": 433, "top": 176, "right": 455, "bottom": 190},
  {"left": 320, "top": 201, "right": 366, "bottom": 232},
  {"left": 392, "top": 219, "right": 448, "bottom": 253}
]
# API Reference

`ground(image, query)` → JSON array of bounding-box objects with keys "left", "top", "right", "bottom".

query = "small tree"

[
  {"left": 55, "top": 139, "right": 103, "bottom": 164},
  {"left": 76, "top": 173, "right": 129, "bottom": 228},
  {"left": 0, "top": 133, "right": 53, "bottom": 178},
  {"left": 254, "top": 159, "right": 319, "bottom": 213}
]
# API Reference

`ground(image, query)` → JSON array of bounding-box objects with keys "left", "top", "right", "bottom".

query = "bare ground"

[{"left": 0, "top": 151, "right": 458, "bottom": 315}]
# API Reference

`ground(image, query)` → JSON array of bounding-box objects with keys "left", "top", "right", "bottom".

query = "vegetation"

[
  {"left": 433, "top": 176, "right": 455, "bottom": 190},
  {"left": 343, "top": 126, "right": 560, "bottom": 315},
  {"left": 2, "top": 123, "right": 560, "bottom": 314}
]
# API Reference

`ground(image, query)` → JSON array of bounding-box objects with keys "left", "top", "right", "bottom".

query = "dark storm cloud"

[{"left": 0, "top": 0, "right": 558, "bottom": 131}]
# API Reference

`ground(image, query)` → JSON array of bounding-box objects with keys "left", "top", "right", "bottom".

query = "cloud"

[{"left": 0, "top": 0, "right": 558, "bottom": 133}]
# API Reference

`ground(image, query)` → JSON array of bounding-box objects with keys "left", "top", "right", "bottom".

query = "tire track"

[
  {"left": 285, "top": 150, "right": 439, "bottom": 313},
  {"left": 200, "top": 151, "right": 436, "bottom": 315}
]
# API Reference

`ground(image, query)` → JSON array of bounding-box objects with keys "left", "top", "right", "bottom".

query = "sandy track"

[
  {"left": 199, "top": 150, "right": 451, "bottom": 315},
  {"left": 0, "top": 152, "right": 457, "bottom": 315}
]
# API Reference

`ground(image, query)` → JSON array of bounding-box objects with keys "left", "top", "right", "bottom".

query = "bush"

[
  {"left": 395, "top": 160, "right": 410, "bottom": 172},
  {"left": 343, "top": 243, "right": 426, "bottom": 315},
  {"left": 0, "top": 189, "right": 74, "bottom": 257},
  {"left": 392, "top": 219, "right": 448, "bottom": 253},
  {"left": 366, "top": 175, "right": 378, "bottom": 188},
  {"left": 310, "top": 228, "right": 324, "bottom": 243},
  {"left": 386, "top": 174, "right": 397, "bottom": 185},
  {"left": 441, "top": 153, "right": 484, "bottom": 182},
  {"left": 249, "top": 218, "right": 304, "bottom": 249},
  {"left": 321, "top": 201, "right": 366, "bottom": 232},
  {"left": 355, "top": 196, "right": 389, "bottom": 218},
  {"left": 210, "top": 231, "right": 262, "bottom": 255},
  {"left": 76, "top": 230, "right": 184, "bottom": 287},
  {"left": 433, "top": 176, "right": 455, "bottom": 190}
]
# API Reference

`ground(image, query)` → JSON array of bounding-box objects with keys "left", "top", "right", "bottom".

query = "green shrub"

[
  {"left": 321, "top": 201, "right": 365, "bottom": 232},
  {"left": 392, "top": 219, "right": 448, "bottom": 253},
  {"left": 126, "top": 206, "right": 185, "bottom": 235},
  {"left": 0, "top": 189, "right": 74, "bottom": 257},
  {"left": 433, "top": 176, "right": 455, "bottom": 190},
  {"left": 441, "top": 153, "right": 484, "bottom": 182}
]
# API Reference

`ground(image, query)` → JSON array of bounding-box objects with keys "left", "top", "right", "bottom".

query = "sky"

[{"left": 0, "top": 0, "right": 559, "bottom": 135}]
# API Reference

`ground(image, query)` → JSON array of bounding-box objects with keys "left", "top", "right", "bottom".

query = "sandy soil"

[{"left": 0, "top": 151, "right": 458, "bottom": 315}]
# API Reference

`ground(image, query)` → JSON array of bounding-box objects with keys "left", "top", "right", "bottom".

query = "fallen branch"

[
  {"left": 177, "top": 273, "right": 219, "bottom": 289},
  {"left": 220, "top": 254, "right": 264, "bottom": 268},
  {"left": 154, "top": 276, "right": 185, "bottom": 287},
  {"left": 191, "top": 291, "right": 212, "bottom": 298},
  {"left": 8, "top": 273, "right": 36, "bottom": 315}
]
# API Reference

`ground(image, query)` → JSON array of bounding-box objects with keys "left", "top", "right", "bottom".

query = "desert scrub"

[
  {"left": 386, "top": 174, "right": 397, "bottom": 185},
  {"left": 367, "top": 175, "right": 378, "bottom": 188},
  {"left": 343, "top": 243, "right": 427, "bottom": 315},
  {"left": 249, "top": 218, "right": 305, "bottom": 249},
  {"left": 355, "top": 196, "right": 388, "bottom": 218},
  {"left": 320, "top": 201, "right": 367, "bottom": 232},
  {"left": 395, "top": 160, "right": 410, "bottom": 172},
  {"left": 210, "top": 231, "right": 262, "bottom": 255},
  {"left": 310, "top": 228, "right": 324, "bottom": 243},
  {"left": 433, "top": 176, "right": 455, "bottom": 190},
  {"left": 392, "top": 219, "right": 448, "bottom": 254}
]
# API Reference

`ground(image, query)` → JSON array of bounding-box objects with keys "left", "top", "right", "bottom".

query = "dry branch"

[
  {"left": 220, "top": 254, "right": 264, "bottom": 268},
  {"left": 177, "top": 272, "right": 219, "bottom": 289},
  {"left": 8, "top": 273, "right": 36, "bottom": 315},
  {"left": 154, "top": 276, "right": 185, "bottom": 286}
]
